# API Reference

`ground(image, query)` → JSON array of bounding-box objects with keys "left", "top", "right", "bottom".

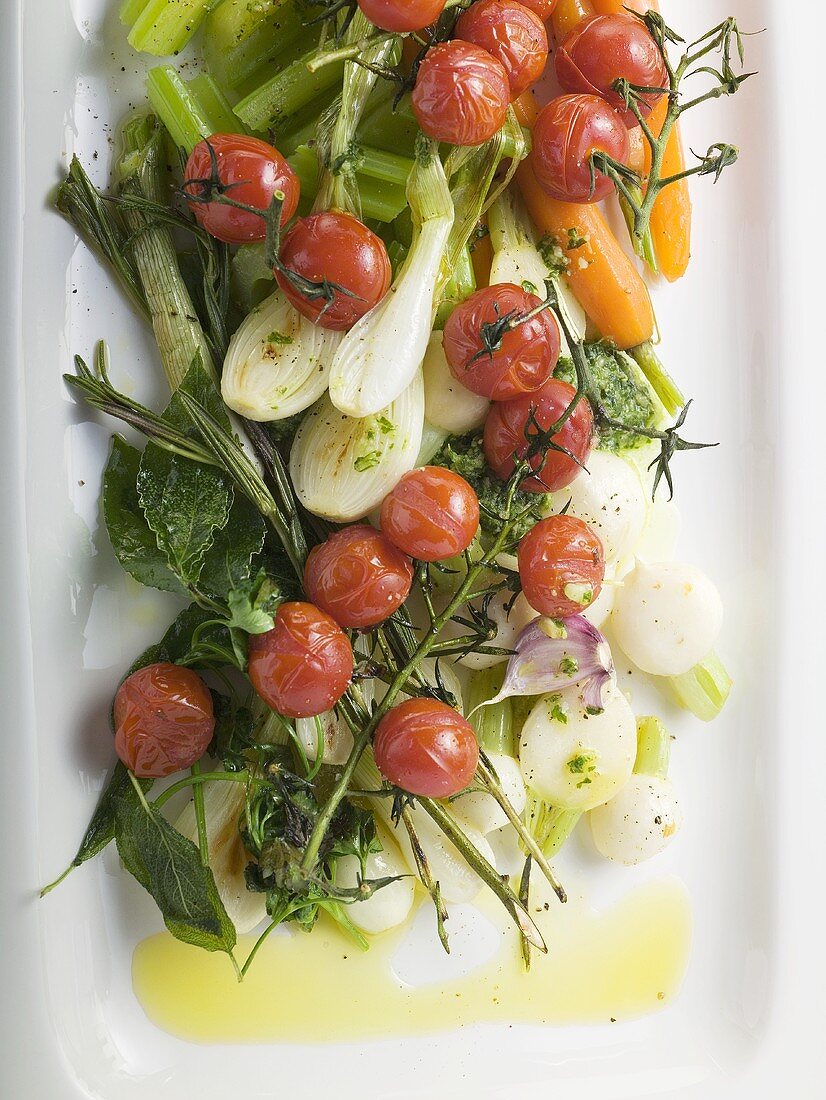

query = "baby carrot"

[{"left": 551, "top": 0, "right": 595, "bottom": 41}]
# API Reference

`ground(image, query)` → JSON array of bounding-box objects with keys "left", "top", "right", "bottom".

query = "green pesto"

[{"left": 555, "top": 344, "right": 656, "bottom": 453}]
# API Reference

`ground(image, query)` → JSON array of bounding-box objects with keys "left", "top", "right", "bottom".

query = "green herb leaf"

[
  {"left": 199, "top": 493, "right": 267, "bottom": 602},
  {"left": 103, "top": 436, "right": 188, "bottom": 596},
  {"left": 226, "top": 569, "right": 282, "bottom": 634}
]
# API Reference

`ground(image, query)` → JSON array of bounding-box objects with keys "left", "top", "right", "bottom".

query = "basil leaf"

[
  {"left": 114, "top": 786, "right": 237, "bottom": 956},
  {"left": 199, "top": 493, "right": 267, "bottom": 601},
  {"left": 103, "top": 436, "right": 187, "bottom": 596}
]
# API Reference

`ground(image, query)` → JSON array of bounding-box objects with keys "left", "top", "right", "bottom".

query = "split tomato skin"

[
  {"left": 381, "top": 466, "right": 480, "bottom": 562},
  {"left": 247, "top": 602, "right": 353, "bottom": 719},
  {"left": 518, "top": 514, "right": 605, "bottom": 617},
  {"left": 374, "top": 698, "right": 480, "bottom": 797},
  {"left": 303, "top": 524, "right": 414, "bottom": 629},
  {"left": 412, "top": 41, "right": 511, "bottom": 147},
  {"left": 555, "top": 14, "right": 668, "bottom": 127},
  {"left": 483, "top": 377, "right": 594, "bottom": 492},
  {"left": 454, "top": 0, "right": 549, "bottom": 98},
  {"left": 517, "top": 0, "right": 558, "bottom": 19},
  {"left": 531, "top": 94, "right": 630, "bottom": 203},
  {"left": 184, "top": 134, "right": 299, "bottom": 245},
  {"left": 114, "top": 663, "right": 215, "bottom": 779},
  {"left": 358, "top": 0, "right": 446, "bottom": 32},
  {"left": 275, "top": 211, "right": 391, "bottom": 331},
  {"left": 442, "top": 283, "right": 561, "bottom": 401}
]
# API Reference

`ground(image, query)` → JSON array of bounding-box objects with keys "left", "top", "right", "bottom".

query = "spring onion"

[
  {"left": 670, "top": 651, "right": 733, "bottom": 721},
  {"left": 422, "top": 331, "right": 489, "bottom": 435},
  {"left": 466, "top": 666, "right": 515, "bottom": 756}
]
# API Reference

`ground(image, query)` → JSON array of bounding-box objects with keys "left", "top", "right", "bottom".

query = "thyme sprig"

[{"left": 592, "top": 14, "right": 755, "bottom": 259}]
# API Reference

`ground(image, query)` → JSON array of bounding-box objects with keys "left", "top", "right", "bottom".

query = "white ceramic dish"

[{"left": 2, "top": 0, "right": 825, "bottom": 1096}]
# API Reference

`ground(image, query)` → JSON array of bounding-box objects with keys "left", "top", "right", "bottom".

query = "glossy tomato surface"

[
  {"left": 483, "top": 378, "right": 594, "bottom": 492},
  {"left": 518, "top": 0, "right": 558, "bottom": 18},
  {"left": 358, "top": 0, "right": 446, "bottom": 31},
  {"left": 555, "top": 14, "right": 667, "bottom": 126},
  {"left": 248, "top": 602, "right": 353, "bottom": 718},
  {"left": 381, "top": 466, "right": 480, "bottom": 562},
  {"left": 531, "top": 93, "right": 630, "bottom": 203},
  {"left": 184, "top": 134, "right": 299, "bottom": 245},
  {"left": 374, "top": 698, "right": 480, "bottom": 797},
  {"left": 455, "top": 0, "right": 549, "bottom": 98},
  {"left": 443, "top": 283, "right": 561, "bottom": 401},
  {"left": 276, "top": 211, "right": 391, "bottom": 331},
  {"left": 518, "top": 514, "right": 605, "bottom": 617},
  {"left": 114, "top": 663, "right": 215, "bottom": 778},
  {"left": 412, "top": 41, "right": 510, "bottom": 147},
  {"left": 304, "top": 524, "right": 414, "bottom": 629}
]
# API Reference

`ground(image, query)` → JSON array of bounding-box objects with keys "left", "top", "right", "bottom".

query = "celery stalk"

[
  {"left": 203, "top": 0, "right": 314, "bottom": 94},
  {"left": 146, "top": 67, "right": 214, "bottom": 152},
  {"left": 358, "top": 89, "right": 419, "bottom": 157},
  {"left": 670, "top": 651, "right": 732, "bottom": 722},
  {"left": 234, "top": 52, "right": 346, "bottom": 134},
  {"left": 633, "top": 716, "right": 671, "bottom": 779},
  {"left": 630, "top": 341, "right": 685, "bottom": 418},
  {"left": 120, "top": 0, "right": 151, "bottom": 25},
  {"left": 287, "top": 144, "right": 410, "bottom": 224},
  {"left": 276, "top": 91, "right": 340, "bottom": 155},
  {"left": 527, "top": 799, "right": 581, "bottom": 858},
  {"left": 127, "top": 0, "right": 214, "bottom": 57},
  {"left": 187, "top": 73, "right": 240, "bottom": 135},
  {"left": 466, "top": 667, "right": 515, "bottom": 756}
]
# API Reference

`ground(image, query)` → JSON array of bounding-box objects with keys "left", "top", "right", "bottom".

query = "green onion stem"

[
  {"left": 633, "top": 716, "right": 671, "bottom": 779},
  {"left": 466, "top": 666, "right": 515, "bottom": 755},
  {"left": 669, "top": 651, "right": 732, "bottom": 722},
  {"left": 528, "top": 801, "right": 582, "bottom": 858},
  {"left": 630, "top": 341, "right": 685, "bottom": 418}
]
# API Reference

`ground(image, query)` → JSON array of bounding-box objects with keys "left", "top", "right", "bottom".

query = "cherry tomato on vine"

[
  {"left": 248, "top": 602, "right": 353, "bottom": 719},
  {"left": 275, "top": 211, "right": 391, "bottom": 331},
  {"left": 454, "top": 0, "right": 549, "bottom": 98},
  {"left": 555, "top": 14, "right": 667, "bottom": 127},
  {"left": 483, "top": 378, "right": 594, "bottom": 492},
  {"left": 518, "top": 514, "right": 605, "bottom": 617},
  {"left": 183, "top": 134, "right": 299, "bottom": 245},
  {"left": 411, "top": 41, "right": 511, "bottom": 147},
  {"left": 304, "top": 524, "right": 414, "bottom": 629},
  {"left": 531, "top": 94, "right": 630, "bottom": 203},
  {"left": 381, "top": 466, "right": 480, "bottom": 562},
  {"left": 443, "top": 283, "right": 561, "bottom": 401},
  {"left": 358, "top": 0, "right": 446, "bottom": 32},
  {"left": 517, "top": 0, "right": 558, "bottom": 19},
  {"left": 374, "top": 698, "right": 479, "bottom": 797},
  {"left": 114, "top": 663, "right": 215, "bottom": 779}
]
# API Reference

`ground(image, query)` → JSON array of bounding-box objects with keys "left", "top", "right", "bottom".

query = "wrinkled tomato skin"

[
  {"left": 518, "top": 514, "right": 605, "bottom": 617},
  {"left": 443, "top": 283, "right": 561, "bottom": 401},
  {"left": 374, "top": 698, "right": 480, "bottom": 797},
  {"left": 555, "top": 14, "right": 667, "bottom": 127},
  {"left": 358, "top": 0, "right": 446, "bottom": 32},
  {"left": 275, "top": 211, "right": 391, "bottom": 331},
  {"left": 114, "top": 663, "right": 215, "bottom": 779},
  {"left": 517, "top": 0, "right": 558, "bottom": 19},
  {"left": 381, "top": 467, "right": 480, "bottom": 562},
  {"left": 412, "top": 41, "right": 510, "bottom": 147},
  {"left": 247, "top": 602, "right": 353, "bottom": 719},
  {"left": 483, "top": 378, "right": 594, "bottom": 492},
  {"left": 184, "top": 134, "right": 299, "bottom": 245},
  {"left": 531, "top": 94, "right": 630, "bottom": 203},
  {"left": 303, "top": 524, "right": 414, "bottom": 629},
  {"left": 455, "top": 0, "right": 549, "bottom": 98}
]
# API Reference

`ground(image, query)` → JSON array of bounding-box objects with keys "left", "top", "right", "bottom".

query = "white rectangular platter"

[{"left": 2, "top": 0, "right": 825, "bottom": 1096}]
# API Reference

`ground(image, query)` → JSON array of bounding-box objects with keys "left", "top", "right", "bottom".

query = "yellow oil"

[{"left": 132, "top": 877, "right": 691, "bottom": 1044}]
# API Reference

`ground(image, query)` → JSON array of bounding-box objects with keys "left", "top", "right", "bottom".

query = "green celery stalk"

[
  {"left": 127, "top": 0, "right": 214, "bottom": 57},
  {"left": 287, "top": 144, "right": 410, "bottom": 224},
  {"left": 670, "top": 651, "right": 732, "bottom": 722},
  {"left": 358, "top": 88, "right": 419, "bottom": 157},
  {"left": 633, "top": 716, "right": 671, "bottom": 779},
  {"left": 187, "top": 73, "right": 241, "bottom": 135},
  {"left": 146, "top": 66, "right": 213, "bottom": 152},
  {"left": 275, "top": 89, "right": 339, "bottom": 155},
  {"left": 234, "top": 51, "right": 345, "bottom": 134},
  {"left": 526, "top": 798, "right": 581, "bottom": 858},
  {"left": 203, "top": 0, "right": 314, "bottom": 94},
  {"left": 120, "top": 0, "right": 151, "bottom": 25}
]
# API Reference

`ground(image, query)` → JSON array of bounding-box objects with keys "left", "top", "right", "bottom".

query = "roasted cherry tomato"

[
  {"left": 412, "top": 41, "right": 510, "bottom": 147},
  {"left": 114, "top": 663, "right": 215, "bottom": 779},
  {"left": 183, "top": 134, "right": 299, "bottom": 245},
  {"left": 248, "top": 602, "right": 353, "bottom": 719},
  {"left": 555, "top": 14, "right": 667, "bottom": 127},
  {"left": 374, "top": 698, "right": 479, "bottom": 797},
  {"left": 358, "top": 0, "right": 446, "bottom": 32},
  {"left": 304, "top": 524, "right": 414, "bottom": 629},
  {"left": 454, "top": 0, "right": 549, "bottom": 98},
  {"left": 275, "top": 211, "right": 391, "bottom": 331},
  {"left": 517, "top": 0, "right": 558, "bottom": 18},
  {"left": 443, "top": 283, "right": 561, "bottom": 401},
  {"left": 518, "top": 514, "right": 605, "bottom": 617},
  {"left": 381, "top": 466, "right": 480, "bottom": 562},
  {"left": 531, "top": 94, "right": 630, "bottom": 203},
  {"left": 483, "top": 378, "right": 594, "bottom": 492}
]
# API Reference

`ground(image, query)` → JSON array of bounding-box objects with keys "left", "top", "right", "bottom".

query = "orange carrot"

[{"left": 551, "top": 0, "right": 594, "bottom": 42}]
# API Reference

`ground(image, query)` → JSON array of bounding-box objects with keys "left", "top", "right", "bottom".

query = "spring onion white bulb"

[
  {"left": 328, "top": 147, "right": 454, "bottom": 417},
  {"left": 422, "top": 332, "right": 489, "bottom": 434},
  {"left": 452, "top": 752, "right": 526, "bottom": 835},
  {"left": 176, "top": 784, "right": 266, "bottom": 934},
  {"left": 590, "top": 775, "right": 682, "bottom": 864},
  {"left": 612, "top": 560, "right": 723, "bottom": 676},
  {"left": 294, "top": 709, "right": 354, "bottom": 766},
  {"left": 518, "top": 682, "right": 636, "bottom": 811},
  {"left": 290, "top": 372, "right": 424, "bottom": 521},
  {"left": 416, "top": 419, "right": 450, "bottom": 466},
  {"left": 221, "top": 289, "right": 342, "bottom": 422},
  {"left": 550, "top": 451, "right": 647, "bottom": 566},
  {"left": 457, "top": 589, "right": 537, "bottom": 671},
  {"left": 335, "top": 832, "right": 415, "bottom": 934}
]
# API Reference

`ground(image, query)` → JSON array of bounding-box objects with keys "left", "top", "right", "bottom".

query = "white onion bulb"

[{"left": 590, "top": 775, "right": 682, "bottom": 864}]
